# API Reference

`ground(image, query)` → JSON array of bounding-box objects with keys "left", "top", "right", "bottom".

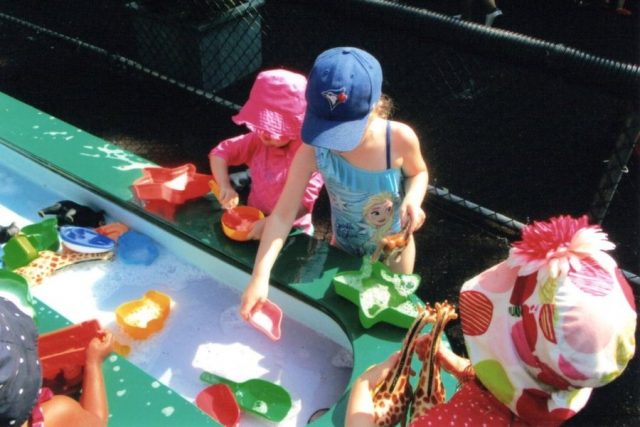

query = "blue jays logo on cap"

[{"left": 321, "top": 88, "right": 348, "bottom": 111}]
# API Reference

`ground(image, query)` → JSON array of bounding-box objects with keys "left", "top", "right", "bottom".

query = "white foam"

[{"left": 0, "top": 160, "right": 352, "bottom": 426}]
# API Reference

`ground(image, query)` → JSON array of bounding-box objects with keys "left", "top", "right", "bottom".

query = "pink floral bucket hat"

[
  {"left": 459, "top": 215, "right": 636, "bottom": 423},
  {"left": 232, "top": 69, "right": 307, "bottom": 140}
]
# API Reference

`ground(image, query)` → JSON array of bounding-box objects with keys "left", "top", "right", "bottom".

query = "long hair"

[{"left": 372, "top": 94, "right": 394, "bottom": 119}]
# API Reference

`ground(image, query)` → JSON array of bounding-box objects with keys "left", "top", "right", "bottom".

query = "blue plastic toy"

[{"left": 117, "top": 231, "right": 159, "bottom": 265}]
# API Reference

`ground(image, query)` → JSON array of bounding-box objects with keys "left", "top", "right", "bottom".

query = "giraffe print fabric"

[{"left": 14, "top": 249, "right": 114, "bottom": 287}]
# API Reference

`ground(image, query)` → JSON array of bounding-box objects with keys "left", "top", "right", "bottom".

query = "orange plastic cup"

[{"left": 221, "top": 206, "right": 264, "bottom": 242}]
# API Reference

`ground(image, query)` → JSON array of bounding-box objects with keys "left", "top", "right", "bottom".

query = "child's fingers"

[
  {"left": 218, "top": 188, "right": 238, "bottom": 208},
  {"left": 239, "top": 297, "right": 253, "bottom": 320},
  {"left": 404, "top": 205, "right": 425, "bottom": 234},
  {"left": 239, "top": 293, "right": 264, "bottom": 321},
  {"left": 362, "top": 352, "right": 400, "bottom": 386},
  {"left": 103, "top": 331, "right": 115, "bottom": 346},
  {"left": 247, "top": 218, "right": 265, "bottom": 240},
  {"left": 228, "top": 196, "right": 240, "bottom": 209},
  {"left": 415, "top": 333, "right": 433, "bottom": 360}
]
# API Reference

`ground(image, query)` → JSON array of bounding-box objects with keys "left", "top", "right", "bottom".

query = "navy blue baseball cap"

[
  {"left": 302, "top": 47, "right": 382, "bottom": 152},
  {"left": 0, "top": 297, "right": 41, "bottom": 426}
]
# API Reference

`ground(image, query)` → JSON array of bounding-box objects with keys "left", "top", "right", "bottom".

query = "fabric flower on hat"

[
  {"left": 507, "top": 215, "right": 617, "bottom": 282},
  {"left": 460, "top": 215, "right": 636, "bottom": 424}
]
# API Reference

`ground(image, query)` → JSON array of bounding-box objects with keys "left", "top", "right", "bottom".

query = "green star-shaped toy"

[{"left": 332, "top": 257, "right": 424, "bottom": 329}]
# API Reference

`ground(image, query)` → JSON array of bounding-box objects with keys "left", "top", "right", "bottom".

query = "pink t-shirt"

[{"left": 210, "top": 133, "right": 324, "bottom": 234}]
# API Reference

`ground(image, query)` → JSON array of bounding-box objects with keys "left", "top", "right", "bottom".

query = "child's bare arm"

[
  {"left": 42, "top": 332, "right": 114, "bottom": 427},
  {"left": 345, "top": 352, "right": 400, "bottom": 427},
  {"left": 209, "top": 154, "right": 239, "bottom": 209},
  {"left": 395, "top": 123, "right": 428, "bottom": 234},
  {"left": 240, "top": 145, "right": 316, "bottom": 319},
  {"left": 416, "top": 334, "right": 474, "bottom": 382},
  {"left": 79, "top": 331, "right": 114, "bottom": 424}
]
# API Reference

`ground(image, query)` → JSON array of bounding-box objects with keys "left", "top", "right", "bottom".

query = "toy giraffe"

[
  {"left": 372, "top": 305, "right": 436, "bottom": 427},
  {"left": 371, "top": 226, "right": 411, "bottom": 265},
  {"left": 14, "top": 249, "right": 114, "bottom": 287},
  {"left": 410, "top": 301, "right": 458, "bottom": 423}
]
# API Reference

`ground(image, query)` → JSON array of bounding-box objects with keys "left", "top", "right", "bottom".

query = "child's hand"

[
  {"left": 86, "top": 331, "right": 114, "bottom": 365},
  {"left": 401, "top": 201, "right": 426, "bottom": 235},
  {"left": 346, "top": 352, "right": 400, "bottom": 426},
  {"left": 247, "top": 217, "right": 266, "bottom": 240},
  {"left": 239, "top": 278, "right": 268, "bottom": 320},
  {"left": 219, "top": 186, "right": 240, "bottom": 210},
  {"left": 357, "top": 352, "right": 399, "bottom": 389},
  {"left": 415, "top": 333, "right": 434, "bottom": 361}
]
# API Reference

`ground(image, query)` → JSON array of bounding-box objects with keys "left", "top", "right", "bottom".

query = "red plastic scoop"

[
  {"left": 196, "top": 384, "right": 240, "bottom": 427},
  {"left": 249, "top": 299, "right": 283, "bottom": 341}
]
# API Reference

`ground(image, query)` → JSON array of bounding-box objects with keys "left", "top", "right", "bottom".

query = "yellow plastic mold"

[{"left": 115, "top": 290, "right": 172, "bottom": 340}]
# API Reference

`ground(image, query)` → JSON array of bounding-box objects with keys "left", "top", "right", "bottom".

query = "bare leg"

[
  {"left": 481, "top": 0, "right": 498, "bottom": 12},
  {"left": 483, "top": 0, "right": 503, "bottom": 26}
]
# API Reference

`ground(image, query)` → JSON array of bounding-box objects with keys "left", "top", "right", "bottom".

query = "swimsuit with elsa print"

[{"left": 315, "top": 121, "right": 403, "bottom": 257}]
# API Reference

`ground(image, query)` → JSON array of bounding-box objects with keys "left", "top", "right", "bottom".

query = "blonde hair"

[{"left": 372, "top": 94, "right": 394, "bottom": 119}]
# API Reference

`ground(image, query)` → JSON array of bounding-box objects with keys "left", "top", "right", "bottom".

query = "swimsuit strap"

[{"left": 386, "top": 120, "right": 391, "bottom": 170}]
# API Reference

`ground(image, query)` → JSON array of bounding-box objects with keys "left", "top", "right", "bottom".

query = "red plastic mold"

[
  {"left": 38, "top": 319, "right": 103, "bottom": 395},
  {"left": 131, "top": 164, "right": 211, "bottom": 219}
]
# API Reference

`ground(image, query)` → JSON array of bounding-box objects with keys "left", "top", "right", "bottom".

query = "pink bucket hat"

[
  {"left": 232, "top": 69, "right": 307, "bottom": 140},
  {"left": 459, "top": 215, "right": 636, "bottom": 424}
]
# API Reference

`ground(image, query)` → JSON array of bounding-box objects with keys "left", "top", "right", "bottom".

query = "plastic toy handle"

[{"left": 208, "top": 179, "right": 222, "bottom": 201}]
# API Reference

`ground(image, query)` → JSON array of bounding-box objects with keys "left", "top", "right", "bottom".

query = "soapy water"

[
  {"left": 252, "top": 400, "right": 269, "bottom": 415},
  {"left": 360, "top": 285, "right": 391, "bottom": 309},
  {"left": 0, "top": 161, "right": 352, "bottom": 426},
  {"left": 124, "top": 303, "right": 162, "bottom": 328}
]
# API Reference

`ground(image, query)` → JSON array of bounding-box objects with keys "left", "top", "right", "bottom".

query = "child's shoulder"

[{"left": 388, "top": 120, "right": 419, "bottom": 145}]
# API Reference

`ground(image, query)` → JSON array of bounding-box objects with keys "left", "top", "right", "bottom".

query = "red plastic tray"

[{"left": 38, "top": 319, "right": 103, "bottom": 395}]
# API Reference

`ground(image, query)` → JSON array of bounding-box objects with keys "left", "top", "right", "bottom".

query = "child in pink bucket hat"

[
  {"left": 345, "top": 215, "right": 636, "bottom": 426},
  {"left": 209, "top": 69, "right": 324, "bottom": 236}
]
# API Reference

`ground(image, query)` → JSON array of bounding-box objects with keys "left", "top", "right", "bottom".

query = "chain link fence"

[
  {"left": 0, "top": 0, "right": 264, "bottom": 93},
  {"left": 0, "top": 0, "right": 637, "bottom": 280},
  {"left": 126, "top": 0, "right": 264, "bottom": 92}
]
